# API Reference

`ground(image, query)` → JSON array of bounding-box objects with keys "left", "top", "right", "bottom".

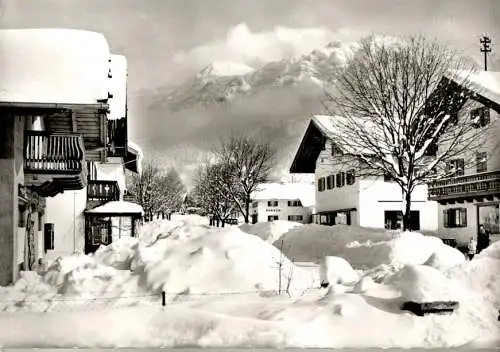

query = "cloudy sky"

[{"left": 1, "top": 0, "right": 499, "bottom": 181}]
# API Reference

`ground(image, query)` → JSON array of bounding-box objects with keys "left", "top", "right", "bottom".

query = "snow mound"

[
  {"left": 319, "top": 256, "right": 358, "bottom": 285},
  {"left": 43, "top": 254, "right": 141, "bottom": 298},
  {"left": 240, "top": 220, "right": 302, "bottom": 243},
  {"left": 133, "top": 225, "right": 314, "bottom": 298},
  {"left": 476, "top": 240, "right": 500, "bottom": 260},
  {"left": 386, "top": 264, "right": 465, "bottom": 302},
  {"left": 446, "top": 256, "right": 500, "bottom": 309},
  {"left": 423, "top": 244, "right": 466, "bottom": 271},
  {"left": 277, "top": 224, "right": 392, "bottom": 264},
  {"left": 93, "top": 237, "right": 139, "bottom": 270},
  {"left": 342, "top": 231, "right": 444, "bottom": 269}
]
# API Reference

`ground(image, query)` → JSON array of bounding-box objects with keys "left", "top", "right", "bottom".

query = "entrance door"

[
  {"left": 384, "top": 210, "right": 420, "bottom": 230},
  {"left": 85, "top": 217, "right": 112, "bottom": 254}
]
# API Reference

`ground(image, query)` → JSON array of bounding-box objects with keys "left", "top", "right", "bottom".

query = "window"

[
  {"left": 267, "top": 215, "right": 279, "bottom": 222},
  {"left": 252, "top": 201, "right": 259, "bottom": 208},
  {"left": 287, "top": 200, "right": 302, "bottom": 207},
  {"left": 44, "top": 223, "right": 55, "bottom": 252},
  {"left": 331, "top": 143, "right": 343, "bottom": 156},
  {"left": 476, "top": 151, "right": 487, "bottom": 173},
  {"left": 447, "top": 158, "right": 465, "bottom": 176},
  {"left": 443, "top": 208, "right": 467, "bottom": 228},
  {"left": 336, "top": 172, "right": 346, "bottom": 187},
  {"left": 288, "top": 215, "right": 304, "bottom": 222},
  {"left": 471, "top": 107, "right": 490, "bottom": 128},
  {"left": 267, "top": 200, "right": 278, "bottom": 207},
  {"left": 326, "top": 175, "right": 335, "bottom": 190},
  {"left": 383, "top": 173, "right": 394, "bottom": 182},
  {"left": 346, "top": 169, "right": 356, "bottom": 185},
  {"left": 318, "top": 177, "right": 326, "bottom": 192}
]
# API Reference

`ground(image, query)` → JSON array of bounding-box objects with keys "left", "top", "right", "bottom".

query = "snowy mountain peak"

[{"left": 197, "top": 61, "right": 255, "bottom": 78}]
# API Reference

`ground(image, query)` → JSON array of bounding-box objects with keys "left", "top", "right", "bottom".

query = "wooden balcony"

[
  {"left": 428, "top": 171, "right": 500, "bottom": 204},
  {"left": 24, "top": 131, "right": 87, "bottom": 197},
  {"left": 87, "top": 180, "right": 120, "bottom": 202}
]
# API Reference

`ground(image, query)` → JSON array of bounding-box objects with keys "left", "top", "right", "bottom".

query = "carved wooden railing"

[
  {"left": 24, "top": 131, "right": 85, "bottom": 174},
  {"left": 87, "top": 180, "right": 120, "bottom": 202},
  {"left": 428, "top": 170, "right": 500, "bottom": 200}
]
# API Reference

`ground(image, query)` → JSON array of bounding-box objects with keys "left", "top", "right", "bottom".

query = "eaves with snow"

[
  {"left": 445, "top": 69, "right": 500, "bottom": 108},
  {"left": 252, "top": 182, "right": 315, "bottom": 207},
  {"left": 85, "top": 200, "right": 144, "bottom": 215},
  {"left": 108, "top": 54, "right": 128, "bottom": 120},
  {"left": 0, "top": 28, "right": 110, "bottom": 104}
]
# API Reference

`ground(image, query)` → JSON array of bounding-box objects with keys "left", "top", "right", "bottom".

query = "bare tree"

[
  {"left": 192, "top": 162, "right": 239, "bottom": 227},
  {"left": 128, "top": 161, "right": 186, "bottom": 221},
  {"left": 214, "top": 134, "right": 276, "bottom": 223},
  {"left": 324, "top": 35, "right": 491, "bottom": 230}
]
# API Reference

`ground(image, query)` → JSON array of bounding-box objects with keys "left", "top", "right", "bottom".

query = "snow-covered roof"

[
  {"left": 0, "top": 28, "right": 110, "bottom": 104},
  {"left": 312, "top": 115, "right": 375, "bottom": 155},
  {"left": 445, "top": 70, "right": 500, "bottom": 106},
  {"left": 108, "top": 54, "right": 127, "bottom": 120},
  {"left": 127, "top": 141, "right": 143, "bottom": 174},
  {"left": 252, "top": 182, "right": 315, "bottom": 207},
  {"left": 86, "top": 201, "right": 144, "bottom": 215},
  {"left": 95, "top": 162, "right": 127, "bottom": 193}
]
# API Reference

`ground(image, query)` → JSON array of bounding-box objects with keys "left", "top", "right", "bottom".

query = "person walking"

[
  {"left": 467, "top": 237, "right": 477, "bottom": 260},
  {"left": 477, "top": 224, "right": 490, "bottom": 254}
]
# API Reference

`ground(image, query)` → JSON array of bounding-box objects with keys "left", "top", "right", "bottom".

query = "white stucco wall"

[
  {"left": 95, "top": 158, "right": 126, "bottom": 198},
  {"left": 314, "top": 146, "right": 361, "bottom": 225},
  {"left": 357, "top": 179, "right": 438, "bottom": 231},
  {"left": 45, "top": 188, "right": 87, "bottom": 257},
  {"left": 253, "top": 200, "right": 312, "bottom": 223}
]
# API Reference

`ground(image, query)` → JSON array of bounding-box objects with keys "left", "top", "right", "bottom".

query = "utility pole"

[{"left": 480, "top": 35, "right": 492, "bottom": 71}]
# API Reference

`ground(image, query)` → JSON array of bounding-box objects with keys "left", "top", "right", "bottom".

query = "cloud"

[{"left": 173, "top": 22, "right": 364, "bottom": 70}]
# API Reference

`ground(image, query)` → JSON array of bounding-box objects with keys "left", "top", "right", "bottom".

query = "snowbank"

[
  {"left": 276, "top": 223, "right": 391, "bottom": 264},
  {"left": 0, "top": 216, "right": 499, "bottom": 348},
  {"left": 386, "top": 264, "right": 464, "bottom": 302},
  {"left": 134, "top": 226, "right": 314, "bottom": 298},
  {"left": 240, "top": 220, "right": 302, "bottom": 243},
  {"left": 318, "top": 256, "right": 358, "bottom": 285}
]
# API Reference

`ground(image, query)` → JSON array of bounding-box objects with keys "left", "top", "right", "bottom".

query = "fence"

[{"left": 0, "top": 288, "right": 321, "bottom": 314}]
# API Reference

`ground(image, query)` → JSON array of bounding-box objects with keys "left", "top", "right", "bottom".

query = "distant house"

[
  {"left": 290, "top": 115, "right": 438, "bottom": 231},
  {"left": 250, "top": 182, "right": 315, "bottom": 224},
  {"left": 427, "top": 70, "right": 500, "bottom": 244}
]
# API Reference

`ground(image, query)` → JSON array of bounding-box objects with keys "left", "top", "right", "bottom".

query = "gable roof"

[
  {"left": 444, "top": 70, "right": 500, "bottom": 112},
  {"left": 290, "top": 115, "right": 374, "bottom": 173},
  {"left": 252, "top": 182, "right": 315, "bottom": 207}
]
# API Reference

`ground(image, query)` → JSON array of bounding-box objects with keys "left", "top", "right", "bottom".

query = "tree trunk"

[
  {"left": 402, "top": 190, "right": 412, "bottom": 231},
  {"left": 244, "top": 195, "right": 250, "bottom": 224},
  {"left": 221, "top": 220, "right": 225, "bottom": 228}
]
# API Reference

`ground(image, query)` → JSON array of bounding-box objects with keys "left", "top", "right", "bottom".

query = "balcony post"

[{"left": 0, "top": 116, "right": 23, "bottom": 286}]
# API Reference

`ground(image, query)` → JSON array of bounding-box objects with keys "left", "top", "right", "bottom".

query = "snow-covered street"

[{"left": 0, "top": 215, "right": 499, "bottom": 348}]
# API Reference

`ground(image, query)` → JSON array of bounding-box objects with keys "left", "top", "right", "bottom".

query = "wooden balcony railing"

[
  {"left": 87, "top": 180, "right": 120, "bottom": 202},
  {"left": 428, "top": 170, "right": 500, "bottom": 201},
  {"left": 24, "top": 131, "right": 85, "bottom": 174}
]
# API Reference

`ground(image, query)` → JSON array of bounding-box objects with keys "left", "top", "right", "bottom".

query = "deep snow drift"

[{"left": 0, "top": 216, "right": 499, "bottom": 348}]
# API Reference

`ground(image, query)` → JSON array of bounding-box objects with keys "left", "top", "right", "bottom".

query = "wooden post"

[{"left": 162, "top": 291, "right": 166, "bottom": 307}]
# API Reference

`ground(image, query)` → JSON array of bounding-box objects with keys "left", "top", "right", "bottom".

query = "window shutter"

[
  {"left": 460, "top": 208, "right": 467, "bottom": 227},
  {"left": 443, "top": 210, "right": 449, "bottom": 228}
]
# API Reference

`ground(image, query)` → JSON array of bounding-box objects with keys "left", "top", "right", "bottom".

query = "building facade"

[
  {"left": 250, "top": 183, "right": 315, "bottom": 224},
  {"left": 428, "top": 71, "right": 500, "bottom": 244},
  {"left": 0, "top": 29, "right": 142, "bottom": 285},
  {"left": 290, "top": 115, "right": 438, "bottom": 231}
]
